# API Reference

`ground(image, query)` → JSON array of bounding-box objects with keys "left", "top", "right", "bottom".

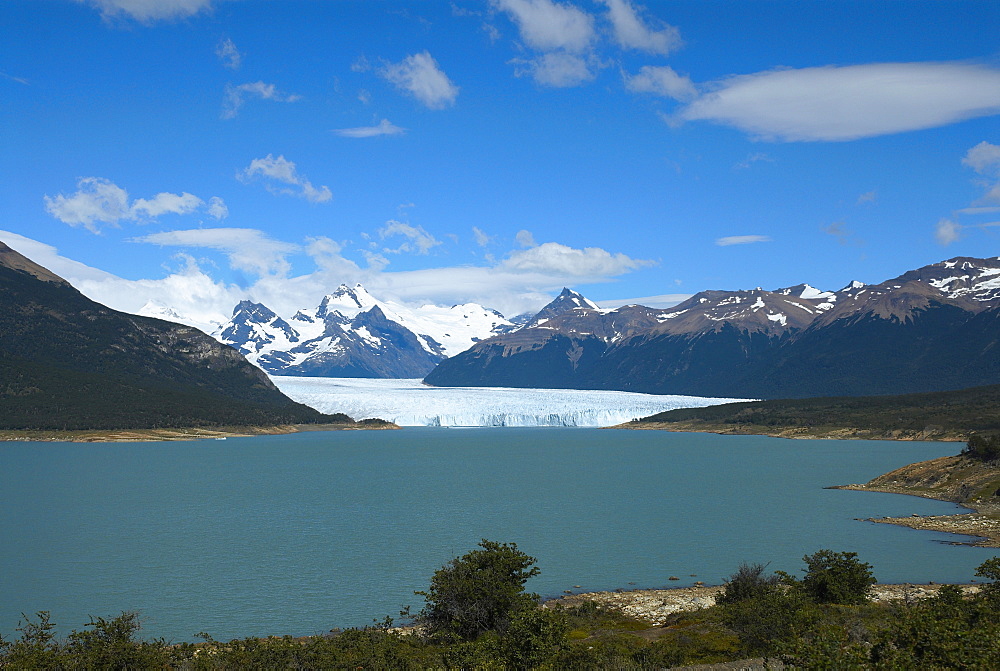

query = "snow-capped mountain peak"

[{"left": 316, "top": 283, "right": 377, "bottom": 319}]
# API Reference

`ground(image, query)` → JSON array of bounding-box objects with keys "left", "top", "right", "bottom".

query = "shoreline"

[
  {"left": 611, "top": 420, "right": 966, "bottom": 442},
  {"left": 0, "top": 421, "right": 400, "bottom": 443},
  {"left": 832, "top": 454, "right": 1000, "bottom": 547},
  {"left": 541, "top": 582, "right": 982, "bottom": 625}
]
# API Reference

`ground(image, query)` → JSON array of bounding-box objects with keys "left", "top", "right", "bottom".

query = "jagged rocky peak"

[
  {"left": 232, "top": 299, "right": 279, "bottom": 321},
  {"left": 775, "top": 283, "right": 835, "bottom": 300},
  {"left": 216, "top": 299, "right": 299, "bottom": 352},
  {"left": 527, "top": 288, "right": 600, "bottom": 326}
]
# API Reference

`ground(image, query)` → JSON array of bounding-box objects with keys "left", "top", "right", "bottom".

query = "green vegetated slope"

[
  {"left": 0, "top": 242, "right": 341, "bottom": 430},
  {"left": 634, "top": 384, "right": 1000, "bottom": 439}
]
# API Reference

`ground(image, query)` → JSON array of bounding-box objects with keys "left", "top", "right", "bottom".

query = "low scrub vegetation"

[{"left": 3, "top": 542, "right": 999, "bottom": 669}]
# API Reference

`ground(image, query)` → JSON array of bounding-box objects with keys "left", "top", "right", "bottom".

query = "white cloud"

[
  {"left": 501, "top": 241, "right": 651, "bottom": 276},
  {"left": 43, "top": 177, "right": 130, "bottom": 233},
  {"left": 856, "top": 190, "right": 877, "bottom": 205},
  {"left": 515, "top": 229, "right": 537, "bottom": 247},
  {"left": 378, "top": 221, "right": 441, "bottom": 254},
  {"left": 130, "top": 191, "right": 204, "bottom": 218},
  {"left": 216, "top": 38, "right": 242, "bottom": 70},
  {"left": 332, "top": 119, "right": 406, "bottom": 138},
  {"left": 624, "top": 65, "right": 696, "bottom": 101},
  {"left": 221, "top": 81, "right": 301, "bottom": 119},
  {"left": 136, "top": 228, "right": 300, "bottom": 277},
  {"left": 2, "top": 228, "right": 656, "bottom": 325},
  {"left": 963, "top": 141, "right": 1000, "bottom": 176},
  {"left": 44, "top": 178, "right": 225, "bottom": 233},
  {"left": 511, "top": 52, "right": 595, "bottom": 87},
  {"left": 599, "top": 0, "right": 681, "bottom": 55},
  {"left": 79, "top": 0, "right": 213, "bottom": 23},
  {"left": 207, "top": 196, "right": 228, "bottom": 220},
  {"left": 677, "top": 62, "right": 1000, "bottom": 142},
  {"left": 492, "top": 0, "right": 595, "bottom": 53},
  {"left": 239, "top": 154, "right": 332, "bottom": 203},
  {"left": 715, "top": 235, "right": 772, "bottom": 246},
  {"left": 935, "top": 219, "right": 962, "bottom": 246},
  {"left": 380, "top": 52, "right": 459, "bottom": 110}
]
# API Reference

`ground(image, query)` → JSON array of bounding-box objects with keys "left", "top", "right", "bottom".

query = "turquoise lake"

[{"left": 0, "top": 428, "right": 992, "bottom": 642}]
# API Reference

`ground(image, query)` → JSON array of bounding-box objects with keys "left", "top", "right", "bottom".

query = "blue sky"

[{"left": 2, "top": 0, "right": 999, "bottom": 323}]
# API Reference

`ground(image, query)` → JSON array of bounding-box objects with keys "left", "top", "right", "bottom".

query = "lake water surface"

[{"left": 1, "top": 428, "right": 991, "bottom": 642}]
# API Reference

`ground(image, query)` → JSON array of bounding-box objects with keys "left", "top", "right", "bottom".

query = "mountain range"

[
  {"left": 425, "top": 257, "right": 1000, "bottom": 399},
  {"left": 0, "top": 242, "right": 337, "bottom": 430},
  {"left": 206, "top": 284, "right": 515, "bottom": 378}
]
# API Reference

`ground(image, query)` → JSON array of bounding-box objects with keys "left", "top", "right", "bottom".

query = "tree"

[
  {"left": 798, "top": 550, "right": 875, "bottom": 605},
  {"left": 962, "top": 434, "right": 1000, "bottom": 462},
  {"left": 415, "top": 539, "right": 541, "bottom": 641}
]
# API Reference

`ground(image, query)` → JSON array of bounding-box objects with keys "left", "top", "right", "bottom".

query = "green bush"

[
  {"left": 798, "top": 549, "right": 876, "bottom": 605},
  {"left": 414, "top": 539, "right": 541, "bottom": 641}
]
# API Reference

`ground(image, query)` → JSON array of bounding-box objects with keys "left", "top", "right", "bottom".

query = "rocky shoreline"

[
  {"left": 834, "top": 454, "right": 1000, "bottom": 547},
  {"left": 542, "top": 583, "right": 982, "bottom": 625}
]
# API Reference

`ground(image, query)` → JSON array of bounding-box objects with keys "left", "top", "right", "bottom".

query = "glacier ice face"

[{"left": 272, "top": 377, "right": 748, "bottom": 427}]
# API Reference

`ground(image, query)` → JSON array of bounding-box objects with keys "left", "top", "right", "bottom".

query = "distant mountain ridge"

[
  {"left": 424, "top": 257, "right": 1000, "bottom": 399},
  {"left": 0, "top": 241, "right": 335, "bottom": 430},
  {"left": 211, "top": 284, "right": 515, "bottom": 378}
]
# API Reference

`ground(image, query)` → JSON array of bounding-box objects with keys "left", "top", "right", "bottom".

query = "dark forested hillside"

[{"left": 0, "top": 242, "right": 338, "bottom": 430}]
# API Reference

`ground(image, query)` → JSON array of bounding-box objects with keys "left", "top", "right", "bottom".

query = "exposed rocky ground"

[
  {"left": 836, "top": 454, "right": 1000, "bottom": 547},
  {"left": 542, "top": 583, "right": 981, "bottom": 626}
]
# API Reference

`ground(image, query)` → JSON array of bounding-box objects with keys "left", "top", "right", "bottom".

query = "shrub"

[
  {"left": 716, "top": 562, "right": 782, "bottom": 605},
  {"left": 414, "top": 539, "right": 541, "bottom": 641},
  {"left": 799, "top": 549, "right": 876, "bottom": 605}
]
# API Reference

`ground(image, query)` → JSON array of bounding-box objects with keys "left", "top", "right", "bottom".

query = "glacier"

[{"left": 271, "top": 376, "right": 748, "bottom": 427}]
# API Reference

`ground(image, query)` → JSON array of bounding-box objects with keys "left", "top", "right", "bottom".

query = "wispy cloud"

[
  {"left": 43, "top": 177, "right": 225, "bottom": 233},
  {"left": 715, "top": 235, "right": 772, "bottom": 246},
  {"left": 380, "top": 52, "right": 459, "bottom": 109},
  {"left": 510, "top": 52, "right": 596, "bottom": 88},
  {"left": 332, "top": 119, "right": 406, "bottom": 138},
  {"left": 473, "top": 227, "right": 494, "bottom": 247},
  {"left": 238, "top": 154, "right": 332, "bottom": 203},
  {"left": 937, "top": 141, "right": 1000, "bottom": 245},
  {"left": 378, "top": 221, "right": 441, "bottom": 254},
  {"left": 222, "top": 81, "right": 301, "bottom": 119},
  {"left": 599, "top": 0, "right": 681, "bottom": 55},
  {"left": 136, "top": 228, "right": 300, "bottom": 277},
  {"left": 1, "top": 71, "right": 29, "bottom": 85},
  {"left": 501, "top": 241, "right": 652, "bottom": 276},
  {"left": 733, "top": 152, "right": 774, "bottom": 170},
  {"left": 216, "top": 38, "right": 242, "bottom": 70},
  {"left": 623, "top": 65, "right": 696, "bottom": 101},
  {"left": 80, "top": 0, "right": 215, "bottom": 23},
  {"left": 676, "top": 62, "right": 1000, "bottom": 142},
  {"left": 856, "top": 190, "right": 877, "bottom": 205}
]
